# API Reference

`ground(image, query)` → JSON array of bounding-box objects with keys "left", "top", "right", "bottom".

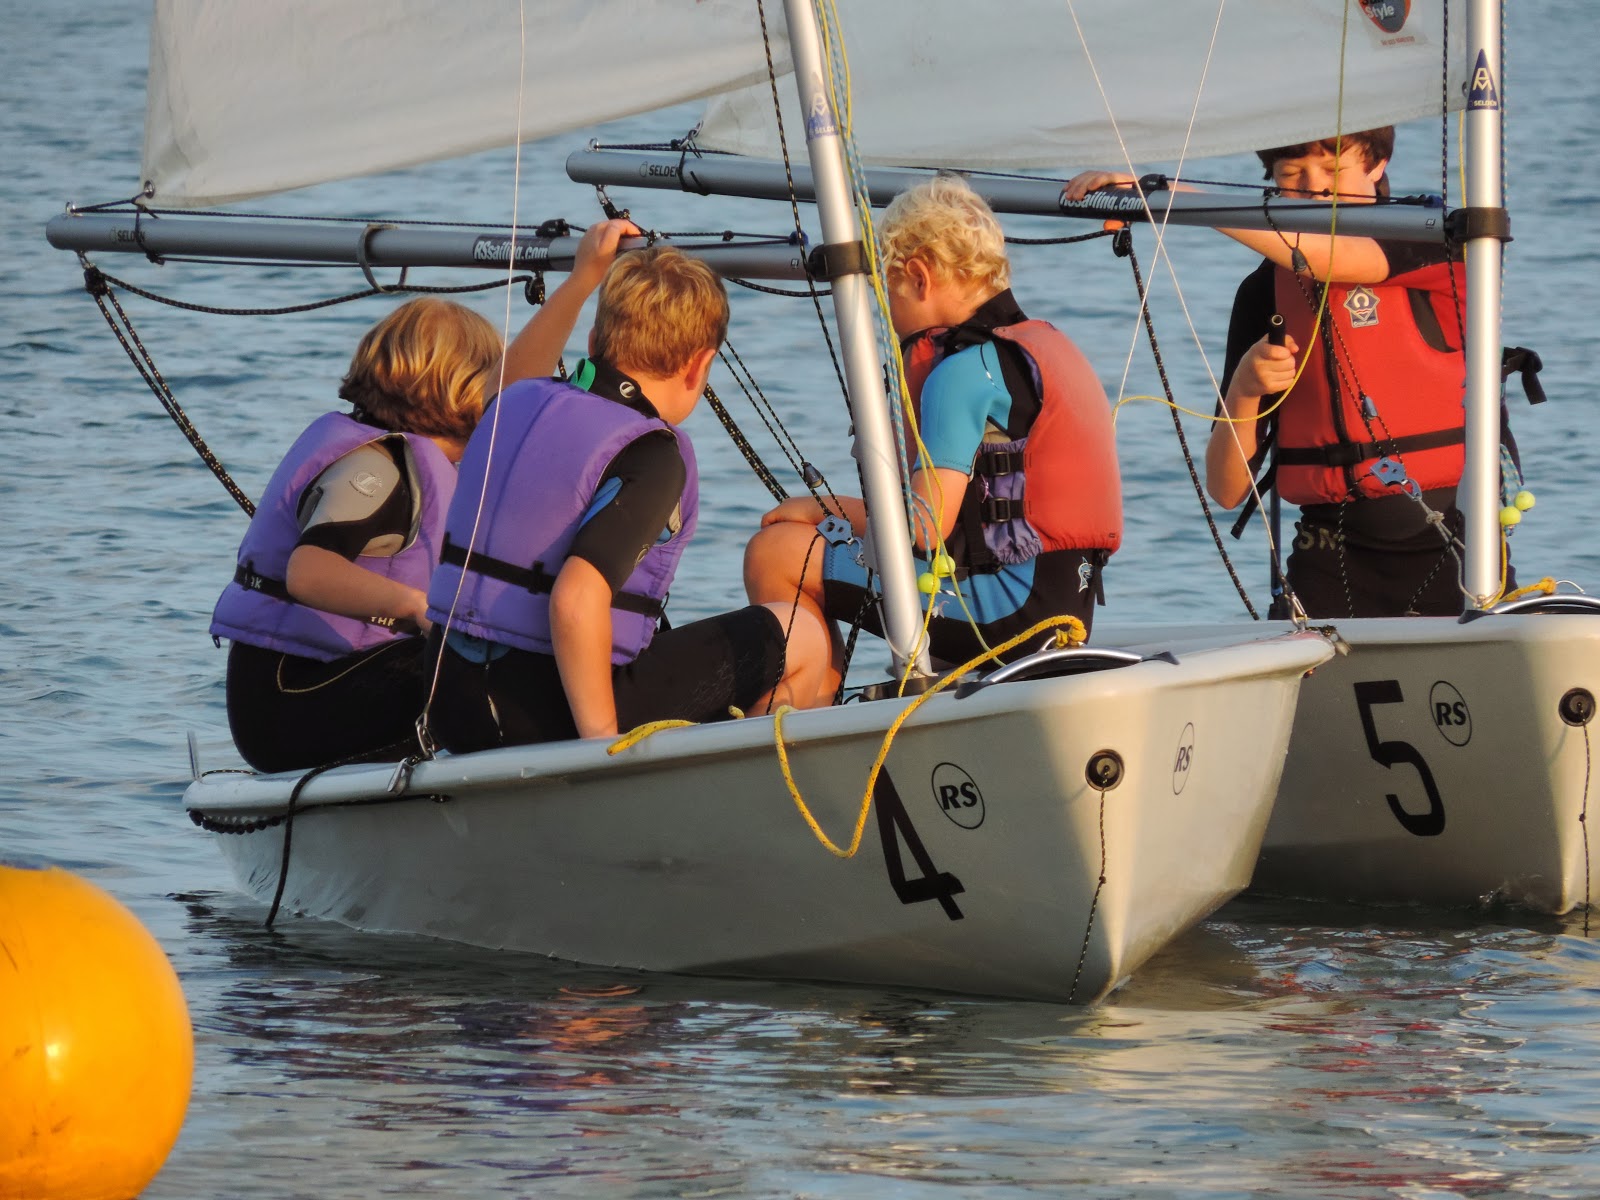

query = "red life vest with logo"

[
  {"left": 1273, "top": 261, "right": 1467, "bottom": 504},
  {"left": 902, "top": 317, "right": 1121, "bottom": 567}
]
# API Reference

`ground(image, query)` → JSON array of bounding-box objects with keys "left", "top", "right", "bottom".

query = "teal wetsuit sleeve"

[{"left": 915, "top": 343, "right": 1014, "bottom": 474}]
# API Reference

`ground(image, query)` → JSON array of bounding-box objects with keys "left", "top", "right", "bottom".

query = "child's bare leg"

[
  {"left": 749, "top": 603, "right": 839, "bottom": 713},
  {"left": 744, "top": 522, "right": 842, "bottom": 708}
]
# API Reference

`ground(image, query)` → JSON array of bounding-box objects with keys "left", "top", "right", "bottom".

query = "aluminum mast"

[
  {"left": 1460, "top": 0, "right": 1508, "bottom": 607},
  {"left": 780, "top": 0, "right": 931, "bottom": 679}
]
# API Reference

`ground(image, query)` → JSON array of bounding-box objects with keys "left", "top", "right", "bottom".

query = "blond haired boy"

[
  {"left": 426, "top": 241, "right": 832, "bottom": 749},
  {"left": 745, "top": 174, "right": 1121, "bottom": 675}
]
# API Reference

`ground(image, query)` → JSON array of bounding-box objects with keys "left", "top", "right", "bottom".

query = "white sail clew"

[{"left": 144, "top": 0, "right": 1465, "bottom": 208}]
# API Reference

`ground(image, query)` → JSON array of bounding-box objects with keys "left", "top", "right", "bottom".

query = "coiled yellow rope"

[{"left": 771, "top": 613, "right": 1087, "bottom": 858}]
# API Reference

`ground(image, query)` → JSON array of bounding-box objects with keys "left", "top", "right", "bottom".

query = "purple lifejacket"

[
  {"left": 425, "top": 377, "right": 699, "bottom": 664},
  {"left": 210, "top": 412, "right": 456, "bottom": 662}
]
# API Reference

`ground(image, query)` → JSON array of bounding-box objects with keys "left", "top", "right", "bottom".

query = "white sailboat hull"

[
  {"left": 184, "top": 634, "right": 1331, "bottom": 1003},
  {"left": 1101, "top": 613, "right": 1600, "bottom": 912}
]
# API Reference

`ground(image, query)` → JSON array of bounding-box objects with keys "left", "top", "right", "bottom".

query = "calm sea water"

[{"left": 6, "top": 3, "right": 1600, "bottom": 1197}]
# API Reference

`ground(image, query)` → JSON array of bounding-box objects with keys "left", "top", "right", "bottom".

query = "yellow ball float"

[
  {"left": 1499, "top": 506, "right": 1522, "bottom": 528},
  {"left": 1514, "top": 489, "right": 1537, "bottom": 512},
  {"left": 0, "top": 864, "right": 192, "bottom": 1200}
]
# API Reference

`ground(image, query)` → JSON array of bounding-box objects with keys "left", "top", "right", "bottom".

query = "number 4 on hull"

[{"left": 874, "top": 770, "right": 966, "bottom": 919}]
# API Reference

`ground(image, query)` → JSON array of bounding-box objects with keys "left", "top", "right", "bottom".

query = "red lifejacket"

[
  {"left": 1273, "top": 261, "right": 1467, "bottom": 505},
  {"left": 902, "top": 317, "right": 1122, "bottom": 569}
]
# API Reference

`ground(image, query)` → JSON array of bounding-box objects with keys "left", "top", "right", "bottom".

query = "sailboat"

[
  {"left": 563, "top": 0, "right": 1600, "bottom": 915},
  {"left": 44, "top": 0, "right": 1343, "bottom": 1005}
]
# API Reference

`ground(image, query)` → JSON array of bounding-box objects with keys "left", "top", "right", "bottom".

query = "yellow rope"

[
  {"left": 771, "top": 614, "right": 1087, "bottom": 858},
  {"left": 606, "top": 719, "right": 694, "bottom": 755},
  {"left": 1501, "top": 576, "right": 1558, "bottom": 604}
]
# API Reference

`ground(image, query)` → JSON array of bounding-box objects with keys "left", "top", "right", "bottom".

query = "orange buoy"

[{"left": 0, "top": 864, "right": 193, "bottom": 1200}]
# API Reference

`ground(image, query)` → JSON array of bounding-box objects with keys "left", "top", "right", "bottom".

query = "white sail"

[
  {"left": 697, "top": 0, "right": 1468, "bottom": 168},
  {"left": 143, "top": 0, "right": 1465, "bottom": 209},
  {"left": 142, "top": 0, "right": 782, "bottom": 207}
]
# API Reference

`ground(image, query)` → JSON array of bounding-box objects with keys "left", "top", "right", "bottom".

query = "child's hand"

[
  {"left": 1060, "top": 170, "right": 1138, "bottom": 202},
  {"left": 1061, "top": 171, "right": 1141, "bottom": 230},
  {"left": 571, "top": 218, "right": 642, "bottom": 291},
  {"left": 1234, "top": 334, "right": 1302, "bottom": 398}
]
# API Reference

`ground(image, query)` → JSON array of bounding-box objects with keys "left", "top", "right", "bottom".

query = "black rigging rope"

[
  {"left": 82, "top": 264, "right": 256, "bottom": 515},
  {"left": 754, "top": 0, "right": 850, "bottom": 405},
  {"left": 1115, "top": 232, "right": 1261, "bottom": 618}
]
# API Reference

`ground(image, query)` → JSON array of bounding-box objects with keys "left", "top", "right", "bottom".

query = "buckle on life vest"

[
  {"left": 981, "top": 496, "right": 1017, "bottom": 523},
  {"left": 975, "top": 448, "right": 1017, "bottom": 478}
]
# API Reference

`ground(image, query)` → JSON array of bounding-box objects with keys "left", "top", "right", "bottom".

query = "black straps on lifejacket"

[
  {"left": 439, "top": 539, "right": 665, "bottom": 619},
  {"left": 234, "top": 564, "right": 293, "bottom": 601},
  {"left": 231, "top": 563, "right": 411, "bottom": 630},
  {"left": 1273, "top": 426, "right": 1467, "bottom": 469},
  {"left": 1229, "top": 428, "right": 1466, "bottom": 539}
]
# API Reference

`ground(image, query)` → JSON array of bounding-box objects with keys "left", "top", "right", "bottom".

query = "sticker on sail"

[
  {"left": 1429, "top": 681, "right": 1472, "bottom": 746},
  {"left": 1468, "top": 51, "right": 1501, "bottom": 111},
  {"left": 1172, "top": 723, "right": 1196, "bottom": 795},
  {"left": 804, "top": 72, "right": 837, "bottom": 140},
  {"left": 931, "top": 762, "right": 985, "bottom": 829},
  {"left": 1344, "top": 286, "right": 1380, "bottom": 328},
  {"left": 1358, "top": 0, "right": 1410, "bottom": 35}
]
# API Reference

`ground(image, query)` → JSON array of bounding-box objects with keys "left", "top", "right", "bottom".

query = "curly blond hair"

[
  {"left": 592, "top": 247, "right": 729, "bottom": 377},
  {"left": 339, "top": 297, "right": 502, "bottom": 440},
  {"left": 879, "top": 174, "right": 1010, "bottom": 293}
]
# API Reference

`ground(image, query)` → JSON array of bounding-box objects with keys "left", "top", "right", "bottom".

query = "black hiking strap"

[
  {"left": 1229, "top": 459, "right": 1278, "bottom": 540},
  {"left": 440, "top": 539, "right": 665, "bottom": 619}
]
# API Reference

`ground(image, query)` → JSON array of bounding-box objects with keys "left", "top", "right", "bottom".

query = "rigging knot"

[{"left": 82, "top": 263, "right": 110, "bottom": 297}]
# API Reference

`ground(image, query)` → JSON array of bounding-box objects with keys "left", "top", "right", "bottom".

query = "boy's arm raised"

[
  {"left": 494, "top": 218, "right": 641, "bottom": 391},
  {"left": 1061, "top": 172, "right": 1389, "bottom": 284}
]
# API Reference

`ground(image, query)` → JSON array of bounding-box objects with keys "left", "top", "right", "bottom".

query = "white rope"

[
  {"left": 1062, "top": 0, "right": 1228, "bottom": 416},
  {"left": 420, "top": 0, "right": 529, "bottom": 729}
]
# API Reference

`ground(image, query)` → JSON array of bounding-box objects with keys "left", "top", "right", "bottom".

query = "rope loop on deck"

[{"left": 772, "top": 614, "right": 1087, "bottom": 859}]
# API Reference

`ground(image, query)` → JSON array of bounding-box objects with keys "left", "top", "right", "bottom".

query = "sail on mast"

[
  {"left": 142, "top": 0, "right": 1465, "bottom": 210},
  {"left": 141, "top": 0, "right": 786, "bottom": 208}
]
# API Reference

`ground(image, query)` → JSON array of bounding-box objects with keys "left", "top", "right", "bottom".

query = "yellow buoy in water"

[{"left": 0, "top": 864, "right": 193, "bottom": 1200}]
